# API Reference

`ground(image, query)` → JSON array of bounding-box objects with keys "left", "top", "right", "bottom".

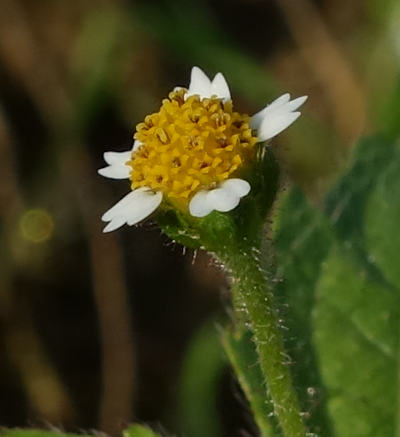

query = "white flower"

[{"left": 99, "top": 66, "right": 307, "bottom": 232}]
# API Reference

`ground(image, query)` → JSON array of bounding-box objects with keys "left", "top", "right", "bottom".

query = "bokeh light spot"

[{"left": 19, "top": 208, "right": 54, "bottom": 243}]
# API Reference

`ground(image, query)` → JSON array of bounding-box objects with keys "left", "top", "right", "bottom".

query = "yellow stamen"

[{"left": 128, "top": 88, "right": 258, "bottom": 205}]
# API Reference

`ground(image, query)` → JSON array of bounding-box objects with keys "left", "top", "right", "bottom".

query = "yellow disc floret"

[{"left": 128, "top": 88, "right": 258, "bottom": 205}]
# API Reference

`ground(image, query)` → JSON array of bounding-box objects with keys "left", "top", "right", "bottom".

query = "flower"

[{"left": 99, "top": 66, "right": 307, "bottom": 232}]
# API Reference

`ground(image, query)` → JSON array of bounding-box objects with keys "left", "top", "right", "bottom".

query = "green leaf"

[
  {"left": 272, "top": 133, "right": 400, "bottom": 436},
  {"left": 364, "top": 144, "right": 400, "bottom": 286},
  {"left": 313, "top": 245, "right": 398, "bottom": 437},
  {"left": 123, "top": 424, "right": 163, "bottom": 437},
  {"left": 273, "top": 189, "right": 335, "bottom": 437},
  {"left": 220, "top": 327, "right": 275, "bottom": 437},
  {"left": 324, "top": 134, "right": 396, "bottom": 287}
]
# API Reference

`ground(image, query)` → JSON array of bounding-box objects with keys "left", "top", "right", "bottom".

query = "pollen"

[{"left": 128, "top": 88, "right": 258, "bottom": 205}]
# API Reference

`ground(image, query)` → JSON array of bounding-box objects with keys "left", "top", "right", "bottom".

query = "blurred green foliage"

[
  {"left": 0, "top": 426, "right": 162, "bottom": 437},
  {"left": 176, "top": 322, "right": 225, "bottom": 437},
  {"left": 0, "top": 432, "right": 91, "bottom": 437},
  {"left": 123, "top": 425, "right": 162, "bottom": 437}
]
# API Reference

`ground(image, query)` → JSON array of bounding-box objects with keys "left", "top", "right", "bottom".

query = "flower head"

[{"left": 99, "top": 67, "right": 307, "bottom": 232}]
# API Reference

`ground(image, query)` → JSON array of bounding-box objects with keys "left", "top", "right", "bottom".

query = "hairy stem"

[{"left": 222, "top": 248, "right": 307, "bottom": 437}]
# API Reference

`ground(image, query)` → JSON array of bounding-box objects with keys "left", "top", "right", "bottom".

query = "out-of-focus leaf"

[
  {"left": 220, "top": 327, "right": 275, "bottom": 437},
  {"left": 365, "top": 1, "right": 399, "bottom": 129},
  {"left": 123, "top": 424, "right": 163, "bottom": 437},
  {"left": 325, "top": 135, "right": 394, "bottom": 237},
  {"left": 381, "top": 74, "right": 400, "bottom": 141},
  {"left": 176, "top": 322, "right": 225, "bottom": 437},
  {"left": 364, "top": 144, "right": 400, "bottom": 285},
  {"left": 367, "top": 0, "right": 399, "bottom": 26},
  {"left": 70, "top": 5, "right": 127, "bottom": 129},
  {"left": 0, "top": 426, "right": 163, "bottom": 437},
  {"left": 325, "top": 134, "right": 397, "bottom": 287},
  {"left": 0, "top": 431, "right": 90, "bottom": 437}
]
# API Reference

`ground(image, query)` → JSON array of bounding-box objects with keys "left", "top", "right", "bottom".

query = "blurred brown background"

[{"left": 0, "top": 0, "right": 397, "bottom": 436}]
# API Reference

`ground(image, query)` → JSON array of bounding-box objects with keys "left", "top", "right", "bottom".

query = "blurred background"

[{"left": 0, "top": 0, "right": 398, "bottom": 436}]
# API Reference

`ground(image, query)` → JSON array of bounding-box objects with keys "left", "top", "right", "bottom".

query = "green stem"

[{"left": 221, "top": 248, "right": 307, "bottom": 437}]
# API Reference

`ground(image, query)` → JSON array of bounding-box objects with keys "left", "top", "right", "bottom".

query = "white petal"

[
  {"left": 219, "top": 178, "right": 251, "bottom": 197},
  {"left": 207, "top": 187, "right": 240, "bottom": 212},
  {"left": 251, "top": 93, "right": 307, "bottom": 142},
  {"left": 189, "top": 190, "right": 213, "bottom": 217},
  {"left": 186, "top": 66, "right": 212, "bottom": 99},
  {"left": 102, "top": 188, "right": 162, "bottom": 232},
  {"left": 211, "top": 72, "right": 231, "bottom": 100},
  {"left": 250, "top": 94, "right": 290, "bottom": 130},
  {"left": 288, "top": 95, "right": 308, "bottom": 111},
  {"left": 267, "top": 93, "right": 291, "bottom": 110},
  {"left": 257, "top": 111, "right": 301, "bottom": 142},
  {"left": 98, "top": 164, "right": 131, "bottom": 179},
  {"left": 103, "top": 216, "right": 129, "bottom": 233},
  {"left": 104, "top": 150, "right": 132, "bottom": 165},
  {"left": 99, "top": 150, "right": 132, "bottom": 180},
  {"left": 125, "top": 191, "right": 163, "bottom": 225},
  {"left": 189, "top": 178, "right": 251, "bottom": 218}
]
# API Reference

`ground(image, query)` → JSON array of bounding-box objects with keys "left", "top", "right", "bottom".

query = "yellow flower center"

[{"left": 128, "top": 88, "right": 258, "bottom": 206}]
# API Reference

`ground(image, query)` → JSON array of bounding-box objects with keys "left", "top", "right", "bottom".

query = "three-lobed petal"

[
  {"left": 187, "top": 66, "right": 231, "bottom": 100},
  {"left": 102, "top": 187, "right": 163, "bottom": 232},
  {"left": 98, "top": 150, "right": 132, "bottom": 179},
  {"left": 189, "top": 178, "right": 251, "bottom": 217},
  {"left": 251, "top": 94, "right": 308, "bottom": 142}
]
